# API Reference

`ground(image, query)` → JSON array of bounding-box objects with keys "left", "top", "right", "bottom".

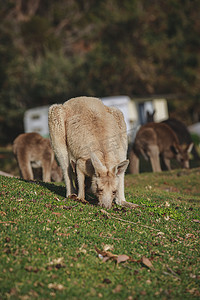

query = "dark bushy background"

[{"left": 0, "top": 0, "right": 200, "bottom": 144}]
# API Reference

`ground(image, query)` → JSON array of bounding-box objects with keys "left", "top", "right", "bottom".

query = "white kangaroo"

[
  {"left": 48, "top": 96, "right": 138, "bottom": 209},
  {"left": 13, "top": 132, "right": 63, "bottom": 182}
]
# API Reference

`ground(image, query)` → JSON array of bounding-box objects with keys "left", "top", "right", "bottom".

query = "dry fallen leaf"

[
  {"left": 157, "top": 231, "right": 165, "bottom": 237},
  {"left": 112, "top": 284, "right": 122, "bottom": 293},
  {"left": 185, "top": 233, "right": 195, "bottom": 239},
  {"left": 47, "top": 257, "right": 66, "bottom": 268},
  {"left": 48, "top": 283, "right": 65, "bottom": 291},
  {"left": 0, "top": 211, "right": 6, "bottom": 216},
  {"left": 103, "top": 244, "right": 114, "bottom": 251},
  {"left": 95, "top": 246, "right": 140, "bottom": 264},
  {"left": 117, "top": 254, "right": 130, "bottom": 264},
  {"left": 54, "top": 197, "right": 61, "bottom": 201},
  {"left": 186, "top": 288, "right": 200, "bottom": 296},
  {"left": 192, "top": 219, "right": 200, "bottom": 223},
  {"left": 78, "top": 244, "right": 87, "bottom": 254},
  {"left": 95, "top": 246, "right": 117, "bottom": 259},
  {"left": 141, "top": 256, "right": 155, "bottom": 270},
  {"left": 102, "top": 256, "right": 111, "bottom": 263},
  {"left": 49, "top": 257, "right": 64, "bottom": 265}
]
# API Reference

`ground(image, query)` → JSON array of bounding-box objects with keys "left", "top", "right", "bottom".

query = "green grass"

[{"left": 0, "top": 168, "right": 200, "bottom": 299}]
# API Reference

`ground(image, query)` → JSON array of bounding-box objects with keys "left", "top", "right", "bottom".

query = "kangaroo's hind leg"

[
  {"left": 148, "top": 145, "right": 162, "bottom": 172},
  {"left": 17, "top": 151, "right": 34, "bottom": 180},
  {"left": 48, "top": 104, "right": 75, "bottom": 196},
  {"left": 129, "top": 150, "right": 140, "bottom": 174},
  {"left": 41, "top": 150, "right": 53, "bottom": 182}
]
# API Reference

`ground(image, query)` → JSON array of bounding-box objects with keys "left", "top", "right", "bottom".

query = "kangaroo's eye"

[{"left": 97, "top": 188, "right": 103, "bottom": 194}]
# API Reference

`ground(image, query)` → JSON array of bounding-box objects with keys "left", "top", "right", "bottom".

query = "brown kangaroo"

[
  {"left": 13, "top": 132, "right": 63, "bottom": 182},
  {"left": 146, "top": 110, "right": 199, "bottom": 160},
  {"left": 129, "top": 122, "right": 193, "bottom": 173}
]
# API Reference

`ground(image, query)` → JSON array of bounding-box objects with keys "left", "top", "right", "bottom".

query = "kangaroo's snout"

[
  {"left": 182, "top": 160, "right": 189, "bottom": 169},
  {"left": 97, "top": 193, "right": 114, "bottom": 210},
  {"left": 99, "top": 200, "right": 112, "bottom": 209}
]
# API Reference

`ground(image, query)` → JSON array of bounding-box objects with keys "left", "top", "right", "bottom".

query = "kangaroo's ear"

[
  {"left": 187, "top": 143, "right": 194, "bottom": 153},
  {"left": 171, "top": 143, "right": 179, "bottom": 154},
  {"left": 114, "top": 160, "right": 129, "bottom": 176},
  {"left": 91, "top": 153, "right": 106, "bottom": 176},
  {"left": 146, "top": 110, "right": 156, "bottom": 122}
]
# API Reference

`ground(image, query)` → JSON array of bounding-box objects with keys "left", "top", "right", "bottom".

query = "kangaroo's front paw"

[
  {"left": 76, "top": 197, "right": 88, "bottom": 205},
  {"left": 68, "top": 194, "right": 78, "bottom": 200},
  {"left": 120, "top": 201, "right": 139, "bottom": 209},
  {"left": 68, "top": 194, "right": 88, "bottom": 205}
]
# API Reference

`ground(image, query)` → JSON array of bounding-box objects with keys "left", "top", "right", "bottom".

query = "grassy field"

[{"left": 0, "top": 168, "right": 200, "bottom": 299}]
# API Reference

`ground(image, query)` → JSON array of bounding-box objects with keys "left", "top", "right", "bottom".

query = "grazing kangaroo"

[
  {"left": 48, "top": 96, "right": 138, "bottom": 209},
  {"left": 13, "top": 132, "right": 63, "bottom": 182},
  {"left": 146, "top": 110, "right": 199, "bottom": 160},
  {"left": 129, "top": 122, "right": 193, "bottom": 173}
]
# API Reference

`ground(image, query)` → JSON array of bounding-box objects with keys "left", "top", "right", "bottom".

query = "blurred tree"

[{"left": 0, "top": 0, "right": 200, "bottom": 145}]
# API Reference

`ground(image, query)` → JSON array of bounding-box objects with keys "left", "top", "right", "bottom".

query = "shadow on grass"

[
  {"left": 18, "top": 178, "right": 66, "bottom": 198},
  {"left": 37, "top": 181, "right": 66, "bottom": 198},
  {"left": 18, "top": 178, "right": 99, "bottom": 206}
]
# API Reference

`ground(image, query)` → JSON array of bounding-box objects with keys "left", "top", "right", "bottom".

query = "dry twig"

[{"left": 100, "top": 209, "right": 161, "bottom": 232}]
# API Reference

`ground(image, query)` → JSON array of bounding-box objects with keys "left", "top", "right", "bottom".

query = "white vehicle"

[
  {"left": 24, "top": 106, "right": 49, "bottom": 137},
  {"left": 188, "top": 122, "right": 200, "bottom": 137}
]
